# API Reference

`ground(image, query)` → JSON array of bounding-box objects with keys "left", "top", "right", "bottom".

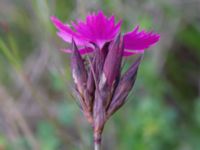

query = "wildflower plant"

[{"left": 51, "top": 11, "right": 160, "bottom": 150}]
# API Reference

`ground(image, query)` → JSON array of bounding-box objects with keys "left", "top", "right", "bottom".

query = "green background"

[{"left": 0, "top": 0, "right": 200, "bottom": 149}]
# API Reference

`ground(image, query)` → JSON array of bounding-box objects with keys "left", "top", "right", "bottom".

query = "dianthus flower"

[{"left": 51, "top": 11, "right": 160, "bottom": 150}]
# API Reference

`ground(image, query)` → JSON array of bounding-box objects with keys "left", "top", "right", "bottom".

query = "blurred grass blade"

[
  {"left": 0, "top": 39, "right": 20, "bottom": 69},
  {"left": 8, "top": 35, "right": 21, "bottom": 63}
]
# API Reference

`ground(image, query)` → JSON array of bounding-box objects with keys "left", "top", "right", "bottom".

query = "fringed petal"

[
  {"left": 124, "top": 26, "right": 160, "bottom": 51},
  {"left": 51, "top": 16, "right": 87, "bottom": 46}
]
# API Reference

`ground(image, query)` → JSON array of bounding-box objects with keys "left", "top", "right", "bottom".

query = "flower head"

[
  {"left": 51, "top": 11, "right": 160, "bottom": 56},
  {"left": 51, "top": 11, "right": 160, "bottom": 144}
]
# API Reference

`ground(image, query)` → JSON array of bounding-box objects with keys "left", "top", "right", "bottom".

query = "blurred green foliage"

[
  {"left": 36, "top": 121, "right": 60, "bottom": 150},
  {"left": 0, "top": 0, "right": 200, "bottom": 150}
]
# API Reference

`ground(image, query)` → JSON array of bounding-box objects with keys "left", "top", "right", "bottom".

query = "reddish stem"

[{"left": 94, "top": 130, "right": 102, "bottom": 150}]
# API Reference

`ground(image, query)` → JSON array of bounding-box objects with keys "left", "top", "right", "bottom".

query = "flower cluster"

[{"left": 51, "top": 11, "right": 159, "bottom": 144}]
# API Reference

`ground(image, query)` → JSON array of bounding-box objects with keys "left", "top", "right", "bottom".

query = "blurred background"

[{"left": 0, "top": 0, "right": 200, "bottom": 150}]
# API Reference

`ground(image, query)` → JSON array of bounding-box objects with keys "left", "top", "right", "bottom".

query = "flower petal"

[
  {"left": 123, "top": 26, "right": 160, "bottom": 50},
  {"left": 123, "top": 49, "right": 144, "bottom": 56},
  {"left": 61, "top": 47, "right": 94, "bottom": 55},
  {"left": 51, "top": 16, "right": 87, "bottom": 45},
  {"left": 57, "top": 32, "right": 86, "bottom": 46},
  {"left": 123, "top": 51, "right": 137, "bottom": 56}
]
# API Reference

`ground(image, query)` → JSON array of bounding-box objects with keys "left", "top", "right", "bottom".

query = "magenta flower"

[
  {"left": 51, "top": 11, "right": 160, "bottom": 150},
  {"left": 51, "top": 11, "right": 159, "bottom": 56}
]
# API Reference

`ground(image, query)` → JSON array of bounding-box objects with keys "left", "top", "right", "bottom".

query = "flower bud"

[
  {"left": 107, "top": 56, "right": 142, "bottom": 117},
  {"left": 71, "top": 39, "right": 87, "bottom": 96},
  {"left": 94, "top": 43, "right": 109, "bottom": 82},
  {"left": 103, "top": 34, "right": 124, "bottom": 87},
  {"left": 86, "top": 43, "right": 109, "bottom": 107}
]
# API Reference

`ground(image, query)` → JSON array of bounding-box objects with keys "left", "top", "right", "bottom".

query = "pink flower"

[
  {"left": 51, "top": 11, "right": 160, "bottom": 146},
  {"left": 51, "top": 11, "right": 160, "bottom": 56}
]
